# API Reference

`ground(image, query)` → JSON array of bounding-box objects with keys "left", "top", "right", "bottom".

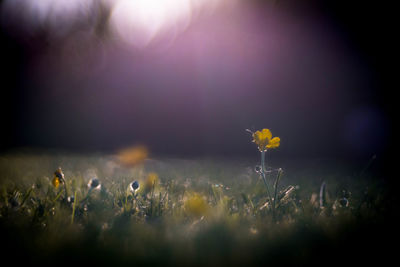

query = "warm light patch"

[{"left": 117, "top": 145, "right": 149, "bottom": 167}]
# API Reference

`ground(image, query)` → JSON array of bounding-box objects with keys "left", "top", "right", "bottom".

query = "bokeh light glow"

[
  {"left": 1, "top": 0, "right": 94, "bottom": 37},
  {"left": 1, "top": 0, "right": 228, "bottom": 47},
  {"left": 109, "top": 0, "right": 226, "bottom": 47}
]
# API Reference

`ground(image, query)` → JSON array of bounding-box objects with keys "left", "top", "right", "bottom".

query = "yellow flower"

[
  {"left": 143, "top": 172, "right": 159, "bottom": 192},
  {"left": 54, "top": 167, "right": 65, "bottom": 182},
  {"left": 184, "top": 193, "right": 209, "bottom": 218},
  {"left": 117, "top": 145, "right": 148, "bottom": 167},
  {"left": 52, "top": 177, "right": 60, "bottom": 188},
  {"left": 252, "top": 128, "right": 280, "bottom": 151},
  {"left": 52, "top": 167, "right": 64, "bottom": 188}
]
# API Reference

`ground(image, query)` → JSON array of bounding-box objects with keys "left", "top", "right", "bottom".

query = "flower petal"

[
  {"left": 52, "top": 177, "right": 60, "bottom": 188},
  {"left": 252, "top": 131, "right": 262, "bottom": 143},
  {"left": 261, "top": 129, "right": 272, "bottom": 141},
  {"left": 267, "top": 137, "right": 280, "bottom": 149}
]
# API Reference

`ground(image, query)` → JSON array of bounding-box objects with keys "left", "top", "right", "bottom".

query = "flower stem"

[
  {"left": 71, "top": 190, "right": 78, "bottom": 225},
  {"left": 63, "top": 183, "right": 69, "bottom": 201},
  {"left": 260, "top": 151, "right": 274, "bottom": 218}
]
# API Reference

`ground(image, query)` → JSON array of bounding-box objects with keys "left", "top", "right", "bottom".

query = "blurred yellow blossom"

[
  {"left": 184, "top": 193, "right": 209, "bottom": 218},
  {"left": 52, "top": 167, "right": 64, "bottom": 188},
  {"left": 117, "top": 145, "right": 148, "bottom": 166},
  {"left": 144, "top": 172, "right": 159, "bottom": 192},
  {"left": 52, "top": 176, "right": 60, "bottom": 188},
  {"left": 252, "top": 129, "right": 280, "bottom": 151}
]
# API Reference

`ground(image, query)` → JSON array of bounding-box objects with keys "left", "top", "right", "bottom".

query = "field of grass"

[{"left": 0, "top": 151, "right": 396, "bottom": 266}]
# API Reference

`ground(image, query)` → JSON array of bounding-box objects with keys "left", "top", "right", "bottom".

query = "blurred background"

[{"left": 0, "top": 0, "right": 395, "bottom": 166}]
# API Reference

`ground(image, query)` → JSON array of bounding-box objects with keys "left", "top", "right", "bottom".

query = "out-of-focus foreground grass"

[{"left": 0, "top": 151, "right": 396, "bottom": 266}]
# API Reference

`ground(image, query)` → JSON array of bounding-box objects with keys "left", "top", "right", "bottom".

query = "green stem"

[
  {"left": 21, "top": 187, "right": 33, "bottom": 206},
  {"left": 71, "top": 190, "right": 78, "bottom": 224},
  {"left": 149, "top": 180, "right": 155, "bottom": 217},
  {"left": 53, "top": 190, "right": 64, "bottom": 202},
  {"left": 81, "top": 189, "right": 92, "bottom": 204},
  {"left": 124, "top": 191, "right": 128, "bottom": 211},
  {"left": 261, "top": 151, "right": 274, "bottom": 217},
  {"left": 63, "top": 182, "right": 69, "bottom": 199}
]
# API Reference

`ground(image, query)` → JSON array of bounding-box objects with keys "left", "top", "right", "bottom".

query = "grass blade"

[{"left": 71, "top": 190, "right": 78, "bottom": 225}]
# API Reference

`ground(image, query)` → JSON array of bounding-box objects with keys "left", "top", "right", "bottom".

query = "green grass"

[{"left": 0, "top": 152, "right": 395, "bottom": 266}]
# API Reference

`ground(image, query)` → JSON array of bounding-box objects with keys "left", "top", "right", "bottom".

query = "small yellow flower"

[
  {"left": 52, "top": 177, "right": 60, "bottom": 188},
  {"left": 52, "top": 167, "right": 64, "bottom": 188},
  {"left": 184, "top": 193, "right": 209, "bottom": 217},
  {"left": 117, "top": 145, "right": 148, "bottom": 167},
  {"left": 252, "top": 128, "right": 280, "bottom": 151},
  {"left": 54, "top": 167, "right": 65, "bottom": 182},
  {"left": 144, "top": 172, "right": 159, "bottom": 191}
]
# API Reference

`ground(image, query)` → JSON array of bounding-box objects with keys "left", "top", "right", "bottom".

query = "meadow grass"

[{"left": 0, "top": 151, "right": 395, "bottom": 266}]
